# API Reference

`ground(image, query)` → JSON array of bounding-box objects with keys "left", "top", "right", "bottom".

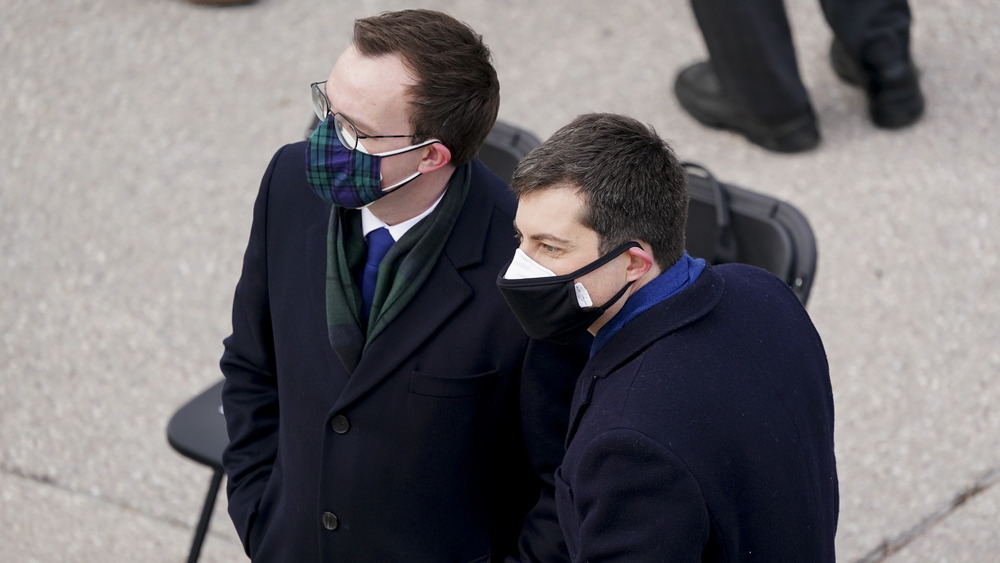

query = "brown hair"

[
  {"left": 511, "top": 113, "right": 689, "bottom": 270},
  {"left": 353, "top": 10, "right": 500, "bottom": 166}
]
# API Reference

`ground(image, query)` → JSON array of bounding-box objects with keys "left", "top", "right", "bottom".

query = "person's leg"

[
  {"left": 821, "top": 0, "right": 912, "bottom": 61},
  {"left": 675, "top": 0, "right": 819, "bottom": 152},
  {"left": 693, "top": 0, "right": 810, "bottom": 120},
  {"left": 822, "top": 0, "right": 923, "bottom": 127}
]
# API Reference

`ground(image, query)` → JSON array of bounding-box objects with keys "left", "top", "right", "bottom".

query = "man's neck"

[
  {"left": 587, "top": 265, "right": 663, "bottom": 336},
  {"left": 588, "top": 254, "right": 705, "bottom": 355},
  {"left": 367, "top": 165, "right": 455, "bottom": 226}
]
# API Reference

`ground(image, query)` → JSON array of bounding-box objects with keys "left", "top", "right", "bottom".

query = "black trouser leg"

[
  {"left": 820, "top": 0, "right": 913, "bottom": 64},
  {"left": 689, "top": 0, "right": 811, "bottom": 121}
]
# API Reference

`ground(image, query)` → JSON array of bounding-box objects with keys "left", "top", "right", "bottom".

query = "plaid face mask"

[{"left": 305, "top": 116, "right": 439, "bottom": 209}]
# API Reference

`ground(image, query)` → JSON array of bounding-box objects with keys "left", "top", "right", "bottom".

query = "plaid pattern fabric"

[{"left": 305, "top": 117, "right": 384, "bottom": 208}]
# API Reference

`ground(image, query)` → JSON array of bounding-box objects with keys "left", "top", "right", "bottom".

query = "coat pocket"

[{"left": 409, "top": 369, "right": 500, "bottom": 398}]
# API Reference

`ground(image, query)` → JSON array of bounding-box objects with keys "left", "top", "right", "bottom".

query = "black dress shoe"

[
  {"left": 674, "top": 62, "right": 820, "bottom": 153},
  {"left": 830, "top": 39, "right": 924, "bottom": 129}
]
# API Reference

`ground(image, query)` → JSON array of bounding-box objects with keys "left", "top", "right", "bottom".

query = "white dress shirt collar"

[{"left": 360, "top": 189, "right": 448, "bottom": 242}]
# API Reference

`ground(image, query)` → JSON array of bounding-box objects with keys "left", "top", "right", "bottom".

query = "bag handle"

[{"left": 683, "top": 162, "right": 738, "bottom": 264}]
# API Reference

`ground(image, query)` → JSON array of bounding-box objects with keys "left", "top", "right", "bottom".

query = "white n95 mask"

[{"left": 503, "top": 249, "right": 593, "bottom": 307}]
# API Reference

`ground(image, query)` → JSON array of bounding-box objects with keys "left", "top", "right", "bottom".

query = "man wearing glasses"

[{"left": 219, "top": 9, "right": 586, "bottom": 562}]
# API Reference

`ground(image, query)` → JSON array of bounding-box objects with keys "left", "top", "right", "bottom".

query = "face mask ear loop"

[
  {"left": 590, "top": 279, "right": 635, "bottom": 313},
  {"left": 369, "top": 139, "right": 444, "bottom": 196},
  {"left": 380, "top": 172, "right": 421, "bottom": 195},
  {"left": 564, "top": 241, "right": 643, "bottom": 281},
  {"left": 372, "top": 139, "right": 442, "bottom": 157}
]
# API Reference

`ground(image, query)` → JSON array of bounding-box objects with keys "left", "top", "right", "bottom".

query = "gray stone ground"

[{"left": 1, "top": 0, "right": 998, "bottom": 561}]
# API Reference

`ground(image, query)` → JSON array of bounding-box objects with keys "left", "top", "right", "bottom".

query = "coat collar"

[
  {"left": 442, "top": 159, "right": 500, "bottom": 270},
  {"left": 566, "top": 264, "right": 726, "bottom": 443}
]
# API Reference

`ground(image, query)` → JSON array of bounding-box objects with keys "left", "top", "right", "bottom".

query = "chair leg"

[{"left": 187, "top": 468, "right": 225, "bottom": 563}]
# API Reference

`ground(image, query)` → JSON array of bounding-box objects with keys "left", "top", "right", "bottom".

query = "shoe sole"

[{"left": 675, "top": 85, "right": 819, "bottom": 153}]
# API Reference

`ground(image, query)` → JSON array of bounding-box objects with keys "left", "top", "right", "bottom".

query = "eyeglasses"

[{"left": 311, "top": 81, "right": 415, "bottom": 151}]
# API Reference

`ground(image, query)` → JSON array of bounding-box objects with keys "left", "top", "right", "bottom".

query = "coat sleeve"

[
  {"left": 218, "top": 146, "right": 285, "bottom": 557},
  {"left": 511, "top": 337, "right": 590, "bottom": 563},
  {"left": 566, "top": 428, "right": 711, "bottom": 562}
]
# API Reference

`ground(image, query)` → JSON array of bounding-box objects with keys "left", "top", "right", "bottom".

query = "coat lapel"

[
  {"left": 564, "top": 265, "right": 726, "bottom": 444},
  {"left": 331, "top": 259, "right": 472, "bottom": 411},
  {"left": 329, "top": 160, "right": 497, "bottom": 412}
]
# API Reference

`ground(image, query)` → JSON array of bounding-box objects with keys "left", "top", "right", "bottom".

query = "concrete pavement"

[{"left": 2, "top": 0, "right": 998, "bottom": 561}]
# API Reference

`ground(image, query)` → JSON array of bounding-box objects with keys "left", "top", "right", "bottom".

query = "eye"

[{"left": 542, "top": 244, "right": 558, "bottom": 253}]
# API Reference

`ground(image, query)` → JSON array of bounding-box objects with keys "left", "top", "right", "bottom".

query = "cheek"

[
  {"left": 379, "top": 151, "right": 420, "bottom": 184},
  {"left": 575, "top": 270, "right": 609, "bottom": 296},
  {"left": 540, "top": 252, "right": 589, "bottom": 276},
  {"left": 522, "top": 244, "right": 554, "bottom": 266},
  {"left": 533, "top": 254, "right": 561, "bottom": 273},
  {"left": 576, "top": 262, "right": 626, "bottom": 299}
]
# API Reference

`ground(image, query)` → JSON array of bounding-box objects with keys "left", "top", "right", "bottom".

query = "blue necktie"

[{"left": 360, "top": 227, "right": 394, "bottom": 321}]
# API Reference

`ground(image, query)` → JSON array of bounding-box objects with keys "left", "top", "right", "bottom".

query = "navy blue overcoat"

[{"left": 557, "top": 264, "right": 839, "bottom": 562}]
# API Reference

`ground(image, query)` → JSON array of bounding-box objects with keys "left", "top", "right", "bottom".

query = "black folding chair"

[
  {"left": 684, "top": 162, "right": 818, "bottom": 305},
  {"left": 166, "top": 380, "right": 227, "bottom": 563},
  {"left": 474, "top": 120, "right": 541, "bottom": 184}
]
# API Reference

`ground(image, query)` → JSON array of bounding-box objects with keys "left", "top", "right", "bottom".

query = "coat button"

[
  {"left": 322, "top": 511, "right": 339, "bottom": 531},
  {"left": 330, "top": 414, "right": 350, "bottom": 434}
]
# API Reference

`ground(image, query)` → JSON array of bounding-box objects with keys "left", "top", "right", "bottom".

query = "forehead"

[
  {"left": 515, "top": 184, "right": 590, "bottom": 236},
  {"left": 326, "top": 45, "right": 416, "bottom": 132}
]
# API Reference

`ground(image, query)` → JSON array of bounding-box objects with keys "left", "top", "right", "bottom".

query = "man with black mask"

[{"left": 497, "top": 113, "right": 839, "bottom": 561}]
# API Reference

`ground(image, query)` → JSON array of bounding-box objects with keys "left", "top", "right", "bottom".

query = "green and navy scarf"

[{"left": 325, "top": 164, "right": 471, "bottom": 372}]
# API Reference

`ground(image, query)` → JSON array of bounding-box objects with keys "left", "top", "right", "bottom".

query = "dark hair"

[
  {"left": 510, "top": 113, "right": 689, "bottom": 270},
  {"left": 353, "top": 10, "right": 499, "bottom": 166}
]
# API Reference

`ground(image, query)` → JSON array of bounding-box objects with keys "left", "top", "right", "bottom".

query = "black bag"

[
  {"left": 684, "top": 162, "right": 818, "bottom": 305},
  {"left": 476, "top": 121, "right": 542, "bottom": 185}
]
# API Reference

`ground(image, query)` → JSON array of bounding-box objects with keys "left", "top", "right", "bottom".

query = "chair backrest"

[
  {"left": 476, "top": 121, "right": 542, "bottom": 184},
  {"left": 684, "top": 163, "right": 818, "bottom": 305},
  {"left": 167, "top": 380, "right": 228, "bottom": 470}
]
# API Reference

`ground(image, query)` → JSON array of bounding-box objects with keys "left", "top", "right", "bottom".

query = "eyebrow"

[{"left": 512, "top": 220, "right": 574, "bottom": 246}]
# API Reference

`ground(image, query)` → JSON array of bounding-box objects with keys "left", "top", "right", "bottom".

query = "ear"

[
  {"left": 624, "top": 242, "right": 655, "bottom": 282},
  {"left": 417, "top": 142, "right": 452, "bottom": 173}
]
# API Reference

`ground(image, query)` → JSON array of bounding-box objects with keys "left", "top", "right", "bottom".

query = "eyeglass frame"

[{"left": 311, "top": 81, "right": 418, "bottom": 152}]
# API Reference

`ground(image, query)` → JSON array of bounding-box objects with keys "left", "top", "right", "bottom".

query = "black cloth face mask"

[{"left": 496, "top": 241, "right": 641, "bottom": 345}]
